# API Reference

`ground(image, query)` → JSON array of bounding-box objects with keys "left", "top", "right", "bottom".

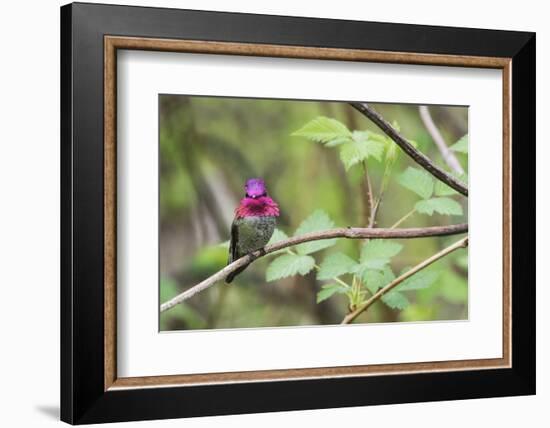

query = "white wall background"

[{"left": 0, "top": 0, "right": 545, "bottom": 427}]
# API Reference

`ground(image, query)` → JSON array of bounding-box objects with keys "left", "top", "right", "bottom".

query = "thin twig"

[
  {"left": 369, "top": 159, "right": 393, "bottom": 228},
  {"left": 390, "top": 207, "right": 417, "bottom": 229},
  {"left": 362, "top": 161, "right": 375, "bottom": 227},
  {"left": 160, "top": 224, "right": 468, "bottom": 312},
  {"left": 418, "top": 106, "right": 464, "bottom": 175},
  {"left": 349, "top": 102, "right": 468, "bottom": 196},
  {"left": 341, "top": 236, "right": 469, "bottom": 324}
]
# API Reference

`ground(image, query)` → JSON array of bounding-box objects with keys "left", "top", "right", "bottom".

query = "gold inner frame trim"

[{"left": 104, "top": 35, "right": 512, "bottom": 391}]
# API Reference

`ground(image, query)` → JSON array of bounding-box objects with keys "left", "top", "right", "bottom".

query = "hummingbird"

[{"left": 226, "top": 178, "right": 280, "bottom": 283}]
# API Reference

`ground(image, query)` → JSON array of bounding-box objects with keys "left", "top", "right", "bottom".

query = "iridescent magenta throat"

[{"left": 235, "top": 196, "right": 280, "bottom": 218}]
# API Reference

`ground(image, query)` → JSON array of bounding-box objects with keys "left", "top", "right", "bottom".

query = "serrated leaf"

[
  {"left": 450, "top": 134, "right": 468, "bottom": 153},
  {"left": 382, "top": 291, "right": 410, "bottom": 309},
  {"left": 359, "top": 240, "right": 403, "bottom": 270},
  {"left": 339, "top": 138, "right": 384, "bottom": 170},
  {"left": 397, "top": 270, "right": 440, "bottom": 291},
  {"left": 316, "top": 283, "right": 347, "bottom": 303},
  {"left": 351, "top": 130, "right": 370, "bottom": 141},
  {"left": 294, "top": 210, "right": 336, "bottom": 255},
  {"left": 367, "top": 132, "right": 389, "bottom": 144},
  {"left": 398, "top": 167, "right": 434, "bottom": 199},
  {"left": 434, "top": 179, "right": 458, "bottom": 196},
  {"left": 267, "top": 229, "right": 289, "bottom": 255},
  {"left": 317, "top": 252, "right": 358, "bottom": 280},
  {"left": 351, "top": 130, "right": 383, "bottom": 144},
  {"left": 435, "top": 169, "right": 468, "bottom": 196},
  {"left": 266, "top": 254, "right": 315, "bottom": 281},
  {"left": 363, "top": 266, "right": 395, "bottom": 294},
  {"left": 268, "top": 228, "right": 288, "bottom": 244},
  {"left": 415, "top": 197, "right": 463, "bottom": 216},
  {"left": 324, "top": 136, "right": 352, "bottom": 147},
  {"left": 291, "top": 117, "right": 352, "bottom": 145},
  {"left": 362, "top": 266, "right": 416, "bottom": 310}
]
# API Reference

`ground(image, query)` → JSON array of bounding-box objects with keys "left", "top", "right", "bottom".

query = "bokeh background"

[{"left": 159, "top": 95, "right": 468, "bottom": 331}]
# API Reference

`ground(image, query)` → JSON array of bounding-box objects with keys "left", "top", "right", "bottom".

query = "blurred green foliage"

[{"left": 159, "top": 96, "right": 468, "bottom": 331}]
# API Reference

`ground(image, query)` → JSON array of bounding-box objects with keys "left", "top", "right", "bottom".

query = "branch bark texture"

[
  {"left": 161, "top": 223, "right": 468, "bottom": 312},
  {"left": 350, "top": 102, "right": 468, "bottom": 196}
]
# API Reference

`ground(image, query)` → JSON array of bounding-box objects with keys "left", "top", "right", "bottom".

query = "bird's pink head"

[{"left": 236, "top": 178, "right": 279, "bottom": 218}]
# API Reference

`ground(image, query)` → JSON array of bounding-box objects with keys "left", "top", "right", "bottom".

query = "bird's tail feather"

[{"left": 225, "top": 264, "right": 249, "bottom": 284}]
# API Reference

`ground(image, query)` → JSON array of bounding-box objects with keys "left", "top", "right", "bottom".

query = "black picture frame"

[{"left": 61, "top": 2, "right": 535, "bottom": 424}]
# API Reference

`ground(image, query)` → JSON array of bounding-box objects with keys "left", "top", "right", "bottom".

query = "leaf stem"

[
  {"left": 390, "top": 208, "right": 417, "bottom": 229},
  {"left": 361, "top": 161, "right": 375, "bottom": 227},
  {"left": 314, "top": 262, "right": 351, "bottom": 289}
]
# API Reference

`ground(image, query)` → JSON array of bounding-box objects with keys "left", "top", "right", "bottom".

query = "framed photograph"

[{"left": 61, "top": 2, "right": 535, "bottom": 424}]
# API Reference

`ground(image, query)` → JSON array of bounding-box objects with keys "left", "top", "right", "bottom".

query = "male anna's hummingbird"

[{"left": 226, "top": 178, "right": 280, "bottom": 283}]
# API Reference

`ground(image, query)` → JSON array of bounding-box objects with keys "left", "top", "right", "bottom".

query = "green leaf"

[
  {"left": 382, "top": 291, "right": 410, "bottom": 309},
  {"left": 267, "top": 229, "right": 289, "bottom": 255},
  {"left": 352, "top": 130, "right": 384, "bottom": 144},
  {"left": 415, "top": 197, "right": 463, "bottom": 216},
  {"left": 434, "top": 179, "right": 458, "bottom": 196},
  {"left": 363, "top": 266, "right": 395, "bottom": 294},
  {"left": 291, "top": 117, "right": 352, "bottom": 145},
  {"left": 266, "top": 254, "right": 315, "bottom": 281},
  {"left": 384, "top": 138, "right": 399, "bottom": 163},
  {"left": 365, "top": 131, "right": 388, "bottom": 144},
  {"left": 361, "top": 267, "right": 411, "bottom": 310},
  {"left": 316, "top": 283, "right": 347, "bottom": 303},
  {"left": 434, "top": 169, "right": 468, "bottom": 196},
  {"left": 397, "top": 270, "right": 440, "bottom": 291},
  {"left": 294, "top": 210, "right": 336, "bottom": 255},
  {"left": 324, "top": 136, "right": 352, "bottom": 147},
  {"left": 398, "top": 167, "right": 434, "bottom": 199},
  {"left": 450, "top": 134, "right": 468, "bottom": 153},
  {"left": 359, "top": 240, "right": 403, "bottom": 270},
  {"left": 268, "top": 228, "right": 288, "bottom": 244},
  {"left": 317, "top": 252, "right": 358, "bottom": 280},
  {"left": 339, "top": 138, "right": 384, "bottom": 170}
]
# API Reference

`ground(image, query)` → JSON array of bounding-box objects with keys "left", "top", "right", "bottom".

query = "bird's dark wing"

[
  {"left": 226, "top": 220, "right": 242, "bottom": 284},
  {"left": 228, "top": 220, "right": 239, "bottom": 265}
]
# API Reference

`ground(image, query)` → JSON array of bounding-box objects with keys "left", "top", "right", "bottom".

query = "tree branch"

[
  {"left": 418, "top": 106, "right": 464, "bottom": 175},
  {"left": 349, "top": 102, "right": 468, "bottom": 196},
  {"left": 341, "top": 236, "right": 469, "bottom": 324},
  {"left": 160, "top": 223, "right": 468, "bottom": 312}
]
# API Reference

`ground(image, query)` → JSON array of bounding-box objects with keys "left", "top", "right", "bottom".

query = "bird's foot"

[{"left": 247, "top": 247, "right": 266, "bottom": 262}]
